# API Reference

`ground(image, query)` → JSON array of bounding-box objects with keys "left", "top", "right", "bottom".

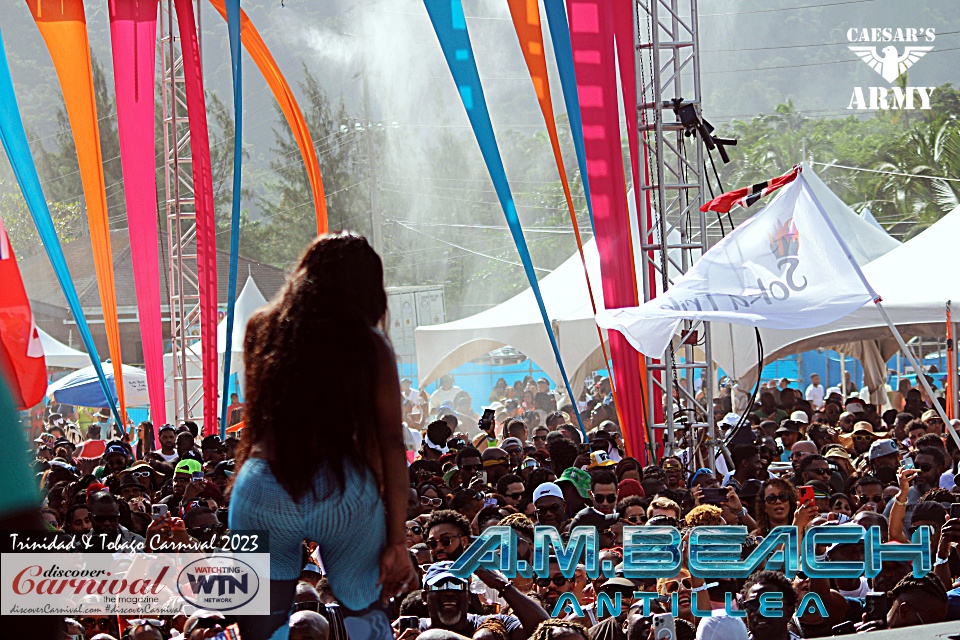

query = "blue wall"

[{"left": 399, "top": 360, "right": 554, "bottom": 414}]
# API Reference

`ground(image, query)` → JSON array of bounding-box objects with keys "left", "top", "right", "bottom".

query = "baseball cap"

[
  {"left": 588, "top": 451, "right": 617, "bottom": 468},
  {"left": 868, "top": 439, "right": 899, "bottom": 460},
  {"left": 201, "top": 435, "right": 223, "bottom": 450},
  {"left": 423, "top": 561, "right": 468, "bottom": 589},
  {"left": 103, "top": 444, "right": 127, "bottom": 458},
  {"left": 175, "top": 458, "right": 203, "bottom": 475},
  {"left": 720, "top": 413, "right": 741, "bottom": 428},
  {"left": 158, "top": 423, "right": 176, "bottom": 434},
  {"left": 696, "top": 615, "right": 749, "bottom": 640},
  {"left": 556, "top": 467, "right": 592, "bottom": 499},
  {"left": 500, "top": 437, "right": 523, "bottom": 451},
  {"left": 846, "top": 402, "right": 864, "bottom": 414},
  {"left": 775, "top": 422, "right": 800, "bottom": 435},
  {"left": 790, "top": 411, "right": 809, "bottom": 424},
  {"left": 532, "top": 482, "right": 564, "bottom": 503}
]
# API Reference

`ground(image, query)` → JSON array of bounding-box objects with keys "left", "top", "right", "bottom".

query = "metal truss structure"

[
  {"left": 160, "top": 0, "right": 203, "bottom": 422},
  {"left": 633, "top": 0, "right": 716, "bottom": 468}
]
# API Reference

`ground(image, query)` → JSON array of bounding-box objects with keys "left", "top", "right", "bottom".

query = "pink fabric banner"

[
  {"left": 174, "top": 0, "right": 219, "bottom": 432},
  {"left": 567, "top": 0, "right": 648, "bottom": 461},
  {"left": 108, "top": 0, "right": 165, "bottom": 431},
  {"left": 611, "top": 0, "right": 657, "bottom": 456}
]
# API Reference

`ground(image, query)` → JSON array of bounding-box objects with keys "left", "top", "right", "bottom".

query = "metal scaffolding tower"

[
  {"left": 160, "top": 0, "right": 204, "bottom": 422},
  {"left": 633, "top": 0, "right": 716, "bottom": 468}
]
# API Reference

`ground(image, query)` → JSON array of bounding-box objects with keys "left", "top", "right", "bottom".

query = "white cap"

[
  {"left": 790, "top": 410, "right": 809, "bottom": 424},
  {"left": 720, "top": 413, "right": 741, "bottom": 428},
  {"left": 533, "top": 482, "right": 564, "bottom": 503},
  {"left": 696, "top": 615, "right": 748, "bottom": 640}
]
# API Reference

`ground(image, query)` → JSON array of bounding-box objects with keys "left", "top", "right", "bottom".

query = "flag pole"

[{"left": 798, "top": 173, "right": 960, "bottom": 450}]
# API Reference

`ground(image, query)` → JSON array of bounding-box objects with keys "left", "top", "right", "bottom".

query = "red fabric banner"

[
  {"left": 174, "top": 0, "right": 219, "bottom": 432},
  {"left": 0, "top": 217, "right": 47, "bottom": 409},
  {"left": 108, "top": 0, "right": 165, "bottom": 428},
  {"left": 567, "top": 0, "right": 648, "bottom": 461}
]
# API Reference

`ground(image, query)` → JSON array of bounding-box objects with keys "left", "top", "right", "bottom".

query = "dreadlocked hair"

[
  {"left": 235, "top": 232, "right": 388, "bottom": 501},
  {"left": 528, "top": 620, "right": 590, "bottom": 640}
]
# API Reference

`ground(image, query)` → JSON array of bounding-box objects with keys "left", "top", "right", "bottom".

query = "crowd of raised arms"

[{"left": 26, "top": 368, "right": 960, "bottom": 640}]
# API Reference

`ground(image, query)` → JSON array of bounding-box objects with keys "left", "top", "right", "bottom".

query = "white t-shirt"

[
  {"left": 429, "top": 385, "right": 463, "bottom": 411},
  {"left": 159, "top": 451, "right": 179, "bottom": 464},
  {"left": 805, "top": 383, "right": 825, "bottom": 408}
]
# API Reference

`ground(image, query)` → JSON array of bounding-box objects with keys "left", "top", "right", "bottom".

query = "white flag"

[{"left": 596, "top": 174, "right": 878, "bottom": 356}]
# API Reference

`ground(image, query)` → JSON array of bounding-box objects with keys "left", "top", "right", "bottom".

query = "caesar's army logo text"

[{"left": 846, "top": 27, "right": 936, "bottom": 110}]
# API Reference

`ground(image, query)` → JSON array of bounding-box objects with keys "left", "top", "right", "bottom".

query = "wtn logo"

[
  {"left": 186, "top": 573, "right": 249, "bottom": 596},
  {"left": 846, "top": 27, "right": 936, "bottom": 110}
]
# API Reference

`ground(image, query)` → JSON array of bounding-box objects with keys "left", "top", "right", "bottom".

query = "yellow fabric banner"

[
  {"left": 208, "top": 0, "right": 328, "bottom": 236},
  {"left": 27, "top": 0, "right": 127, "bottom": 423}
]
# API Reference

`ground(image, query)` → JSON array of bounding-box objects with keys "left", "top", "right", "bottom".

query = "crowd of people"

[{"left": 10, "top": 233, "right": 960, "bottom": 640}]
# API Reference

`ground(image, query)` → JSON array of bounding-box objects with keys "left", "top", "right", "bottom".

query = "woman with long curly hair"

[
  {"left": 751, "top": 478, "right": 798, "bottom": 537},
  {"left": 229, "top": 233, "right": 413, "bottom": 640}
]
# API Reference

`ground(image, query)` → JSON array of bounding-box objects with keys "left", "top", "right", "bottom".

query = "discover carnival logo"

[{"left": 846, "top": 27, "right": 936, "bottom": 110}]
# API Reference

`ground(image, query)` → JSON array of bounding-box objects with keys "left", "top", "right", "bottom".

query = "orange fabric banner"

[
  {"left": 507, "top": 0, "right": 624, "bottom": 444},
  {"left": 27, "top": 0, "right": 127, "bottom": 424},
  {"left": 208, "top": 0, "right": 328, "bottom": 236}
]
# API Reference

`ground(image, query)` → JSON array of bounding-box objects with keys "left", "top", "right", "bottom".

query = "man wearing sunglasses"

[
  {"left": 496, "top": 474, "right": 525, "bottom": 508},
  {"left": 532, "top": 482, "right": 568, "bottom": 531},
  {"left": 88, "top": 491, "right": 144, "bottom": 549},
  {"left": 425, "top": 510, "right": 471, "bottom": 562},
  {"left": 588, "top": 469, "right": 618, "bottom": 516},
  {"left": 414, "top": 562, "right": 547, "bottom": 640},
  {"left": 851, "top": 475, "right": 887, "bottom": 512},
  {"left": 183, "top": 505, "right": 226, "bottom": 546},
  {"left": 536, "top": 555, "right": 579, "bottom": 613}
]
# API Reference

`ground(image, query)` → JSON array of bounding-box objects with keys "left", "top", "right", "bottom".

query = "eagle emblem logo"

[{"left": 848, "top": 45, "right": 933, "bottom": 83}]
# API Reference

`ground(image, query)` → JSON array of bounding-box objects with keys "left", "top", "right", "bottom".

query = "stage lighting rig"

[{"left": 670, "top": 98, "right": 737, "bottom": 163}]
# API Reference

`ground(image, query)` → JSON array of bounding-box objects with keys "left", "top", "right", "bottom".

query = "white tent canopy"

[
  {"left": 713, "top": 198, "right": 959, "bottom": 404},
  {"left": 414, "top": 187, "right": 683, "bottom": 387},
  {"left": 163, "top": 276, "right": 269, "bottom": 422},
  {"left": 415, "top": 237, "right": 606, "bottom": 387},
  {"left": 217, "top": 275, "right": 268, "bottom": 373},
  {"left": 38, "top": 326, "right": 90, "bottom": 369}
]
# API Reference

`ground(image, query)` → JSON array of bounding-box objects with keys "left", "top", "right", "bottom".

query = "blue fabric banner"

[
  {"left": 220, "top": 0, "right": 243, "bottom": 436},
  {"left": 543, "top": 0, "right": 595, "bottom": 235},
  {"left": 423, "top": 0, "right": 585, "bottom": 435},
  {"left": 0, "top": 26, "right": 120, "bottom": 422}
]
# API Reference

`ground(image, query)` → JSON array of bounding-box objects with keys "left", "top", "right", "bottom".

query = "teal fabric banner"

[
  {"left": 423, "top": 0, "right": 585, "bottom": 435},
  {"left": 0, "top": 26, "right": 119, "bottom": 422}
]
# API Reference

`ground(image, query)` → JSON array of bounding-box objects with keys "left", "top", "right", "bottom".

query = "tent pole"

[
  {"left": 839, "top": 350, "right": 846, "bottom": 398},
  {"left": 874, "top": 300, "right": 960, "bottom": 450}
]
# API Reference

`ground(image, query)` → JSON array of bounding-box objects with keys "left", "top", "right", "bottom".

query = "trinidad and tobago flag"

[
  {"left": 701, "top": 165, "right": 802, "bottom": 214},
  {"left": 0, "top": 216, "right": 46, "bottom": 408}
]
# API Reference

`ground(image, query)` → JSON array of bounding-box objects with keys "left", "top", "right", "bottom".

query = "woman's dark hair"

[
  {"left": 752, "top": 477, "right": 797, "bottom": 536},
  {"left": 615, "top": 457, "right": 643, "bottom": 482},
  {"left": 136, "top": 421, "right": 155, "bottom": 459},
  {"left": 236, "top": 233, "right": 388, "bottom": 500}
]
